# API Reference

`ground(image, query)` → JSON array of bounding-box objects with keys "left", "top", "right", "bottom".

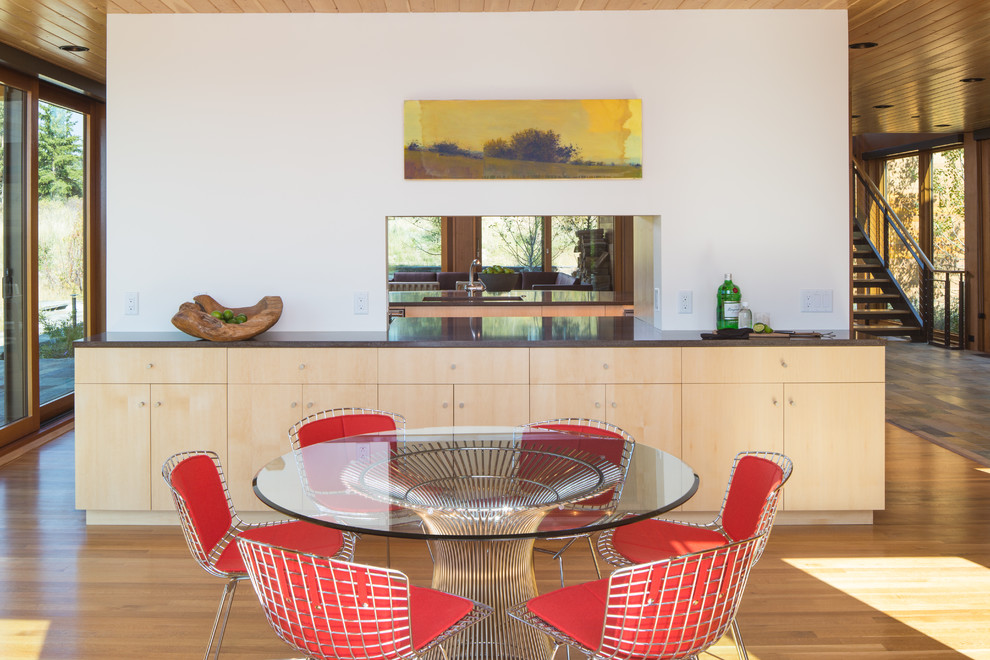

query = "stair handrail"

[{"left": 852, "top": 160, "right": 935, "bottom": 272}]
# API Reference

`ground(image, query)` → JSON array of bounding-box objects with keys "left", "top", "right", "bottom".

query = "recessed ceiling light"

[
  {"left": 850, "top": 42, "right": 878, "bottom": 49},
  {"left": 961, "top": 77, "right": 986, "bottom": 83},
  {"left": 873, "top": 104, "right": 893, "bottom": 109},
  {"left": 59, "top": 44, "right": 89, "bottom": 52}
]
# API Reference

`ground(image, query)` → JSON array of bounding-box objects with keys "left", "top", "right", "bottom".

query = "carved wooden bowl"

[{"left": 171, "top": 294, "right": 283, "bottom": 342}]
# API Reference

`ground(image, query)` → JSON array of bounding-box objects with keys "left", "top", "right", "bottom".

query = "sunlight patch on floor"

[
  {"left": 977, "top": 467, "right": 990, "bottom": 475},
  {"left": 784, "top": 556, "right": 990, "bottom": 659},
  {"left": 0, "top": 619, "right": 49, "bottom": 659}
]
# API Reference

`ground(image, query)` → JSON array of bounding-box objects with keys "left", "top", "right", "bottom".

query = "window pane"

[
  {"left": 481, "top": 216, "right": 542, "bottom": 271},
  {"left": 1, "top": 84, "right": 30, "bottom": 427},
  {"left": 387, "top": 216, "right": 441, "bottom": 275},
  {"left": 551, "top": 215, "right": 614, "bottom": 290},
  {"left": 932, "top": 149, "right": 965, "bottom": 271},
  {"left": 38, "top": 102, "right": 86, "bottom": 406},
  {"left": 883, "top": 156, "right": 920, "bottom": 309}
]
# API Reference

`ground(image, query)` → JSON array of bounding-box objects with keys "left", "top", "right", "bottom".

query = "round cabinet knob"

[
  {"left": 788, "top": 398, "right": 796, "bottom": 407},
  {"left": 299, "top": 364, "right": 306, "bottom": 370},
  {"left": 307, "top": 402, "right": 314, "bottom": 409},
  {"left": 780, "top": 359, "right": 788, "bottom": 368},
  {"left": 458, "top": 402, "right": 465, "bottom": 408},
  {"left": 138, "top": 401, "right": 146, "bottom": 407},
  {"left": 146, "top": 363, "right": 153, "bottom": 369},
  {"left": 450, "top": 363, "right": 457, "bottom": 370},
  {"left": 603, "top": 363, "right": 609, "bottom": 370},
  {"left": 611, "top": 401, "right": 617, "bottom": 408},
  {"left": 595, "top": 402, "right": 601, "bottom": 408},
  {"left": 155, "top": 401, "right": 162, "bottom": 408},
  {"left": 290, "top": 401, "right": 298, "bottom": 408},
  {"left": 772, "top": 398, "right": 779, "bottom": 407},
  {"left": 442, "top": 402, "right": 449, "bottom": 408}
]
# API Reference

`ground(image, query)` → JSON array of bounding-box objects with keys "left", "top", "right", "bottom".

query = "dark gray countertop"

[{"left": 77, "top": 317, "right": 882, "bottom": 348}]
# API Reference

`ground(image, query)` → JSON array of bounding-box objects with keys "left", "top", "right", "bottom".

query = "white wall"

[{"left": 107, "top": 10, "right": 849, "bottom": 332}]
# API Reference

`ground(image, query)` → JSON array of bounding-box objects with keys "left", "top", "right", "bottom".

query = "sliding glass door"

[{"left": 1, "top": 78, "right": 32, "bottom": 438}]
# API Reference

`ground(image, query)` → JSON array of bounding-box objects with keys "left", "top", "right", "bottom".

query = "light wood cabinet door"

[
  {"left": 530, "top": 347, "right": 680, "bottom": 385},
  {"left": 681, "top": 384, "right": 784, "bottom": 511},
  {"left": 682, "top": 346, "right": 884, "bottom": 384},
  {"left": 149, "top": 385, "right": 228, "bottom": 511},
  {"left": 75, "top": 384, "right": 151, "bottom": 510},
  {"left": 75, "top": 347, "right": 226, "bottom": 384},
  {"left": 606, "top": 384, "right": 681, "bottom": 455},
  {"left": 300, "top": 384, "right": 380, "bottom": 418},
  {"left": 379, "top": 348, "right": 529, "bottom": 384},
  {"left": 378, "top": 385, "right": 455, "bottom": 429},
  {"left": 227, "top": 384, "right": 304, "bottom": 510},
  {"left": 228, "top": 348, "right": 379, "bottom": 384},
  {"left": 453, "top": 385, "right": 530, "bottom": 426},
  {"left": 782, "top": 383, "right": 885, "bottom": 511},
  {"left": 530, "top": 384, "right": 607, "bottom": 422}
]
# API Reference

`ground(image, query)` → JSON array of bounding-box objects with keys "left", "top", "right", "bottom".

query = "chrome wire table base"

[{"left": 429, "top": 537, "right": 553, "bottom": 660}]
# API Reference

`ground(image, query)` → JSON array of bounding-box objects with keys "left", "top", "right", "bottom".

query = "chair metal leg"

[
  {"left": 583, "top": 535, "right": 601, "bottom": 580},
  {"left": 206, "top": 577, "right": 241, "bottom": 660},
  {"left": 730, "top": 618, "right": 749, "bottom": 660}
]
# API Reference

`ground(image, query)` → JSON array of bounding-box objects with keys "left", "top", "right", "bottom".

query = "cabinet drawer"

[
  {"left": 529, "top": 347, "right": 680, "bottom": 384},
  {"left": 76, "top": 347, "right": 226, "bottom": 384},
  {"left": 227, "top": 348, "right": 378, "bottom": 384},
  {"left": 378, "top": 348, "right": 529, "bottom": 384},
  {"left": 682, "top": 346, "right": 884, "bottom": 383}
]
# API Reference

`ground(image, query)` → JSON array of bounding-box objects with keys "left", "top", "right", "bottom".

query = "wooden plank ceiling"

[{"left": 2, "top": 0, "right": 989, "bottom": 135}]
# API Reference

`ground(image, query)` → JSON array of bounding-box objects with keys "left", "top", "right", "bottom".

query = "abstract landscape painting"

[{"left": 404, "top": 99, "right": 642, "bottom": 180}]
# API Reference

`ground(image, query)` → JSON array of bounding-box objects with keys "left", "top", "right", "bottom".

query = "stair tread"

[{"left": 855, "top": 308, "right": 914, "bottom": 316}]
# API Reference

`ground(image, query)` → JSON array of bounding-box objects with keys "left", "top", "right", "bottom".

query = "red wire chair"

[
  {"left": 516, "top": 418, "right": 635, "bottom": 587},
  {"left": 162, "top": 450, "right": 357, "bottom": 660},
  {"left": 289, "top": 407, "right": 406, "bottom": 451},
  {"left": 236, "top": 536, "right": 492, "bottom": 660},
  {"left": 289, "top": 407, "right": 408, "bottom": 567},
  {"left": 508, "top": 532, "right": 765, "bottom": 660},
  {"left": 597, "top": 450, "right": 793, "bottom": 660}
]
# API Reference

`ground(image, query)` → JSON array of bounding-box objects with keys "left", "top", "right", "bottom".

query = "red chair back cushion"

[
  {"left": 721, "top": 455, "right": 784, "bottom": 541},
  {"left": 169, "top": 454, "right": 232, "bottom": 555},
  {"left": 297, "top": 414, "right": 398, "bottom": 448},
  {"left": 526, "top": 424, "right": 626, "bottom": 506}
]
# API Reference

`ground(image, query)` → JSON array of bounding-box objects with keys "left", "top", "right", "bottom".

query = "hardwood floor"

[{"left": 2, "top": 425, "right": 989, "bottom": 659}]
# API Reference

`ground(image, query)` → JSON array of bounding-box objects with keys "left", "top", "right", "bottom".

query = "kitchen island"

[
  {"left": 388, "top": 289, "right": 634, "bottom": 318},
  {"left": 75, "top": 317, "right": 884, "bottom": 525}
]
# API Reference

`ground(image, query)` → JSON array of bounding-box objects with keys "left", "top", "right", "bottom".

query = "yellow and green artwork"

[{"left": 404, "top": 99, "right": 642, "bottom": 180}]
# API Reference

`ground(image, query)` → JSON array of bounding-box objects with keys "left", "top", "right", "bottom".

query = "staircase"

[{"left": 852, "top": 225, "right": 925, "bottom": 341}]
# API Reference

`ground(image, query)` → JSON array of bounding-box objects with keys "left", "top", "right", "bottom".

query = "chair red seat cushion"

[
  {"left": 609, "top": 519, "right": 729, "bottom": 565},
  {"left": 409, "top": 586, "right": 475, "bottom": 649},
  {"left": 215, "top": 522, "right": 346, "bottom": 573},
  {"left": 527, "top": 577, "right": 610, "bottom": 650}
]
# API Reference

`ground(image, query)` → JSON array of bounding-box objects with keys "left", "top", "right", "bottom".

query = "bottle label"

[{"left": 723, "top": 301, "right": 741, "bottom": 320}]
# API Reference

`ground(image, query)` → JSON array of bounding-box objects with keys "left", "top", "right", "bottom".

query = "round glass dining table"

[{"left": 254, "top": 426, "right": 698, "bottom": 660}]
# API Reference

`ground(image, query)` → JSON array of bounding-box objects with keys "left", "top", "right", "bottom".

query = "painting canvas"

[{"left": 404, "top": 99, "right": 642, "bottom": 180}]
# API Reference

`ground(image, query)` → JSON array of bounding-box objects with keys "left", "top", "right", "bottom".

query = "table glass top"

[{"left": 253, "top": 426, "right": 698, "bottom": 540}]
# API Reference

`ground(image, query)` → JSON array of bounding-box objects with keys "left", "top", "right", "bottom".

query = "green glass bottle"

[{"left": 716, "top": 273, "right": 742, "bottom": 329}]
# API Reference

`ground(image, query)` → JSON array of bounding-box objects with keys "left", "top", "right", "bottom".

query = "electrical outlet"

[
  {"left": 354, "top": 291, "right": 369, "bottom": 315},
  {"left": 125, "top": 292, "right": 139, "bottom": 315},
  {"left": 357, "top": 444, "right": 370, "bottom": 462},
  {"left": 800, "top": 289, "right": 833, "bottom": 313},
  {"left": 677, "top": 291, "right": 692, "bottom": 314}
]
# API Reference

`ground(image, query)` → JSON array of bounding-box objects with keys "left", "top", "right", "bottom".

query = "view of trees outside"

[
  {"left": 481, "top": 216, "right": 543, "bottom": 270},
  {"left": 387, "top": 216, "right": 441, "bottom": 274},
  {"left": 38, "top": 101, "right": 85, "bottom": 405},
  {"left": 884, "top": 155, "right": 921, "bottom": 310},
  {"left": 932, "top": 148, "right": 965, "bottom": 333},
  {"left": 551, "top": 216, "right": 600, "bottom": 274}
]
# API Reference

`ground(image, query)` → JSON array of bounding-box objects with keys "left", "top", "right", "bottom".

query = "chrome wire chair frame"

[
  {"left": 516, "top": 418, "right": 636, "bottom": 587},
  {"left": 507, "top": 532, "right": 766, "bottom": 660},
  {"left": 289, "top": 407, "right": 407, "bottom": 567},
  {"left": 596, "top": 450, "right": 793, "bottom": 660},
  {"left": 236, "top": 536, "right": 493, "bottom": 660},
  {"left": 162, "top": 450, "right": 357, "bottom": 660}
]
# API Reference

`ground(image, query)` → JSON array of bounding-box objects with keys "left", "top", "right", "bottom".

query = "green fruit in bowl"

[
  {"left": 235, "top": 314, "right": 248, "bottom": 323},
  {"left": 210, "top": 310, "right": 223, "bottom": 319},
  {"left": 222, "top": 309, "right": 235, "bottom": 321}
]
